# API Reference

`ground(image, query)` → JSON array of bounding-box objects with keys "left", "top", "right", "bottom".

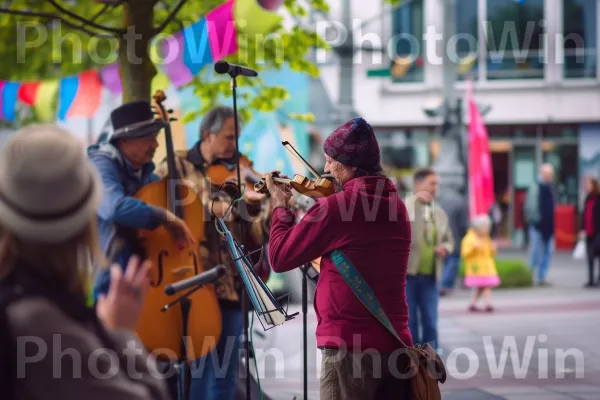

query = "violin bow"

[{"left": 281, "top": 141, "right": 321, "bottom": 179}]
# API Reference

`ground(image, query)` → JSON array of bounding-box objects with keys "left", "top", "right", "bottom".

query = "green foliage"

[
  {"left": 183, "top": 0, "right": 330, "bottom": 124},
  {"left": 0, "top": 0, "right": 330, "bottom": 127},
  {"left": 0, "top": 1, "right": 121, "bottom": 81},
  {"left": 459, "top": 258, "right": 533, "bottom": 289}
]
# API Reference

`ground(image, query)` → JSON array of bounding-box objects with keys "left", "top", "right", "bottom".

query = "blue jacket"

[{"left": 87, "top": 143, "right": 165, "bottom": 302}]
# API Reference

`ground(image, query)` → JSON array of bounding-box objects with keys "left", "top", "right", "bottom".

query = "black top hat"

[{"left": 109, "top": 100, "right": 167, "bottom": 142}]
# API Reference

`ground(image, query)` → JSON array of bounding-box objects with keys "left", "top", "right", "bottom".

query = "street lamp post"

[
  {"left": 333, "top": 0, "right": 358, "bottom": 125},
  {"left": 426, "top": 0, "right": 469, "bottom": 199}
]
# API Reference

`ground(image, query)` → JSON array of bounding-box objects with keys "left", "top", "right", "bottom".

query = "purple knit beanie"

[{"left": 323, "top": 117, "right": 382, "bottom": 172}]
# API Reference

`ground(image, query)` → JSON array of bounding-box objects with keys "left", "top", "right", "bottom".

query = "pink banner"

[{"left": 467, "top": 80, "right": 495, "bottom": 220}]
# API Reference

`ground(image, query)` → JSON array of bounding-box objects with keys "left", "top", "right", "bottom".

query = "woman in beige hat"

[{"left": 0, "top": 124, "right": 170, "bottom": 399}]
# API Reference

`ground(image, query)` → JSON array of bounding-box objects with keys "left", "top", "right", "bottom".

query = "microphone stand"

[
  {"left": 161, "top": 283, "right": 207, "bottom": 313},
  {"left": 298, "top": 263, "right": 318, "bottom": 400},
  {"left": 230, "top": 72, "right": 252, "bottom": 400},
  {"left": 160, "top": 283, "right": 205, "bottom": 400}
]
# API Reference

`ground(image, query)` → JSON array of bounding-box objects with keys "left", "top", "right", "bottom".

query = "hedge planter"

[{"left": 459, "top": 258, "right": 533, "bottom": 289}]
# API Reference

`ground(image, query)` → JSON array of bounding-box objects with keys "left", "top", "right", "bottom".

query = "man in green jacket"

[{"left": 405, "top": 168, "right": 454, "bottom": 351}]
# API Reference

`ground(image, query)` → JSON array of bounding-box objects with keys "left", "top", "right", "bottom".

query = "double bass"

[{"left": 133, "top": 91, "right": 222, "bottom": 364}]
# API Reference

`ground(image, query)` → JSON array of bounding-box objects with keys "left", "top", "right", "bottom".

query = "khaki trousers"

[{"left": 320, "top": 348, "right": 411, "bottom": 400}]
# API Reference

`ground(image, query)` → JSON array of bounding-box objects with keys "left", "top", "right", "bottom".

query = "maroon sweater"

[{"left": 269, "top": 176, "right": 413, "bottom": 352}]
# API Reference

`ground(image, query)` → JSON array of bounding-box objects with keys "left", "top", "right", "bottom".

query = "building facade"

[{"left": 318, "top": 0, "right": 598, "bottom": 247}]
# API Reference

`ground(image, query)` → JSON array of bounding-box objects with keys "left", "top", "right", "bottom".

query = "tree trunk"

[{"left": 119, "top": 0, "right": 156, "bottom": 103}]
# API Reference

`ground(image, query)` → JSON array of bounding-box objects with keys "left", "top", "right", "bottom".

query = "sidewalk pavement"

[
  {"left": 251, "top": 251, "right": 600, "bottom": 399},
  {"left": 436, "top": 251, "right": 600, "bottom": 400}
]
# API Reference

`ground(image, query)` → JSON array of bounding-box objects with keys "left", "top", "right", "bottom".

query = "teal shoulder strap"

[{"left": 331, "top": 250, "right": 407, "bottom": 347}]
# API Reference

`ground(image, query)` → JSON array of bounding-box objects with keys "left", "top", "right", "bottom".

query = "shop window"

[
  {"left": 563, "top": 0, "right": 597, "bottom": 79},
  {"left": 487, "top": 125, "right": 538, "bottom": 138},
  {"left": 542, "top": 124, "right": 579, "bottom": 138},
  {"left": 485, "top": 0, "right": 545, "bottom": 80},
  {"left": 487, "top": 125, "right": 514, "bottom": 139},
  {"left": 456, "top": 0, "right": 479, "bottom": 80},
  {"left": 391, "top": 0, "right": 424, "bottom": 83},
  {"left": 513, "top": 125, "right": 538, "bottom": 138}
]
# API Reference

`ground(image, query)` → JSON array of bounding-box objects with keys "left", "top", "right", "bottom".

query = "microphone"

[
  {"left": 164, "top": 265, "right": 227, "bottom": 296},
  {"left": 214, "top": 61, "right": 258, "bottom": 77}
]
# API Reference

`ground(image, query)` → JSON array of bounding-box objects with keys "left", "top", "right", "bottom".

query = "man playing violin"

[
  {"left": 89, "top": 100, "right": 196, "bottom": 303},
  {"left": 155, "top": 105, "right": 273, "bottom": 400},
  {"left": 264, "top": 117, "right": 414, "bottom": 399}
]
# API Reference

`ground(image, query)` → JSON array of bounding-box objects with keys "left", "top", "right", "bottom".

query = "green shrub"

[{"left": 459, "top": 258, "right": 533, "bottom": 289}]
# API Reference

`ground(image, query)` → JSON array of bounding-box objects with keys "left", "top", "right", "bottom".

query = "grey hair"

[
  {"left": 471, "top": 214, "right": 491, "bottom": 230},
  {"left": 199, "top": 106, "right": 241, "bottom": 138}
]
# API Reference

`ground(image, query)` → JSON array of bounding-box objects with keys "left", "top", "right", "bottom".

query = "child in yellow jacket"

[{"left": 461, "top": 214, "right": 501, "bottom": 312}]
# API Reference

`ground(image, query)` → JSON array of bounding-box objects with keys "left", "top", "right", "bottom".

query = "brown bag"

[
  {"left": 402, "top": 343, "right": 447, "bottom": 399},
  {"left": 331, "top": 250, "right": 447, "bottom": 399}
]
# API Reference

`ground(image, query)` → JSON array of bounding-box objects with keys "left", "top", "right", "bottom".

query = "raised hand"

[{"left": 96, "top": 256, "right": 152, "bottom": 331}]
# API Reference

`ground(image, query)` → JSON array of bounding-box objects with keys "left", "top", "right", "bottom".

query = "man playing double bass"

[
  {"left": 89, "top": 100, "right": 201, "bottom": 399},
  {"left": 89, "top": 100, "right": 196, "bottom": 301},
  {"left": 155, "top": 105, "right": 273, "bottom": 400}
]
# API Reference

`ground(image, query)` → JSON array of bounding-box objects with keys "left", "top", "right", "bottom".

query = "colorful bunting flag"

[
  {"left": 162, "top": 0, "right": 238, "bottom": 88},
  {"left": 99, "top": 63, "right": 122, "bottom": 95},
  {"left": 1, "top": 82, "right": 20, "bottom": 122},
  {"left": 34, "top": 80, "right": 59, "bottom": 122},
  {"left": 258, "top": 0, "right": 284, "bottom": 11},
  {"left": 17, "top": 82, "right": 41, "bottom": 106},
  {"left": 162, "top": 31, "right": 195, "bottom": 87},
  {"left": 1, "top": 0, "right": 285, "bottom": 122},
  {"left": 207, "top": 0, "right": 239, "bottom": 61},
  {"left": 58, "top": 70, "right": 103, "bottom": 120},
  {"left": 182, "top": 18, "right": 214, "bottom": 76}
]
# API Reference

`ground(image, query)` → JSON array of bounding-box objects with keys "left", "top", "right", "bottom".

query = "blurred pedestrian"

[
  {"left": 405, "top": 168, "right": 454, "bottom": 351},
  {"left": 437, "top": 188, "right": 469, "bottom": 296},
  {"left": 0, "top": 124, "right": 170, "bottom": 399},
  {"left": 461, "top": 214, "right": 501, "bottom": 312},
  {"left": 580, "top": 175, "right": 600, "bottom": 288},
  {"left": 524, "top": 163, "right": 556, "bottom": 286}
]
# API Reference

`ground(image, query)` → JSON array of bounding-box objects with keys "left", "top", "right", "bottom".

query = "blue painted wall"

[{"left": 179, "top": 64, "right": 310, "bottom": 177}]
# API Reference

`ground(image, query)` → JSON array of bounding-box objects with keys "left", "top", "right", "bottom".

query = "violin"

[
  {"left": 206, "top": 153, "right": 260, "bottom": 186},
  {"left": 253, "top": 141, "right": 336, "bottom": 199},
  {"left": 133, "top": 90, "right": 222, "bottom": 365},
  {"left": 254, "top": 172, "right": 335, "bottom": 198},
  {"left": 204, "top": 152, "right": 271, "bottom": 283}
]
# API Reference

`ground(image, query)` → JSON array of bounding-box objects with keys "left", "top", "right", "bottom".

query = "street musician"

[
  {"left": 155, "top": 105, "right": 273, "bottom": 400},
  {"left": 264, "top": 117, "right": 414, "bottom": 399}
]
